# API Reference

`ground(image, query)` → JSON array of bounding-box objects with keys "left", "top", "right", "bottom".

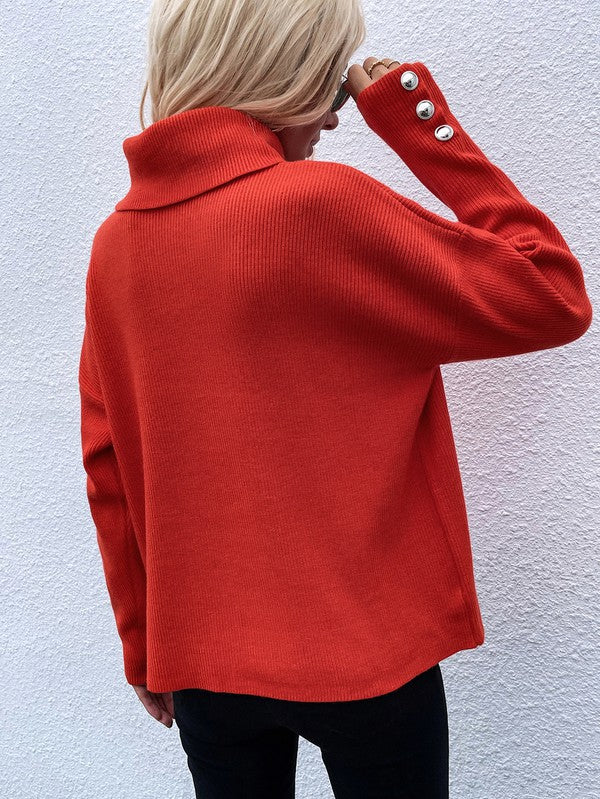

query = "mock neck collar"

[{"left": 115, "top": 105, "right": 286, "bottom": 211}]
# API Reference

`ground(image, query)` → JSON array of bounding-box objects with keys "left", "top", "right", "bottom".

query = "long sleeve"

[
  {"left": 330, "top": 60, "right": 594, "bottom": 367},
  {"left": 78, "top": 309, "right": 147, "bottom": 686}
]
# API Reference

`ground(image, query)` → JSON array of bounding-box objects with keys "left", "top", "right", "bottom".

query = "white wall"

[{"left": 1, "top": 0, "right": 598, "bottom": 797}]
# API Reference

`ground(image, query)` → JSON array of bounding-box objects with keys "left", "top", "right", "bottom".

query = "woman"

[{"left": 78, "top": 0, "right": 593, "bottom": 796}]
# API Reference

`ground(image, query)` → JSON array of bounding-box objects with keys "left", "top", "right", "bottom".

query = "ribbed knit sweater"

[{"left": 78, "top": 61, "right": 593, "bottom": 701}]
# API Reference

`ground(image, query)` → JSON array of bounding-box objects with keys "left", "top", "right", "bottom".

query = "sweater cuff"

[
  {"left": 355, "top": 61, "right": 527, "bottom": 225},
  {"left": 122, "top": 626, "right": 148, "bottom": 686}
]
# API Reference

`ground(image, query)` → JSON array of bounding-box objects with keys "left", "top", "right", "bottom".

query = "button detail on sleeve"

[
  {"left": 399, "top": 70, "right": 419, "bottom": 90},
  {"left": 416, "top": 100, "right": 435, "bottom": 119},
  {"left": 434, "top": 124, "right": 454, "bottom": 141}
]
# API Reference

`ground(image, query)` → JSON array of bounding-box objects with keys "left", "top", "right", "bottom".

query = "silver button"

[
  {"left": 434, "top": 124, "right": 454, "bottom": 141},
  {"left": 416, "top": 100, "right": 435, "bottom": 119},
  {"left": 400, "top": 70, "right": 419, "bottom": 90}
]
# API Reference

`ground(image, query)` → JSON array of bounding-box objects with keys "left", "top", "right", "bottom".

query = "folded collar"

[{"left": 115, "top": 106, "right": 286, "bottom": 211}]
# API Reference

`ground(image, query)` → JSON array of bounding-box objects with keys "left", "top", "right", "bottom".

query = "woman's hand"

[
  {"left": 342, "top": 57, "right": 402, "bottom": 102},
  {"left": 132, "top": 684, "right": 174, "bottom": 727}
]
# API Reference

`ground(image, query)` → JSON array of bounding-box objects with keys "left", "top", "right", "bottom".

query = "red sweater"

[{"left": 79, "top": 61, "right": 592, "bottom": 701}]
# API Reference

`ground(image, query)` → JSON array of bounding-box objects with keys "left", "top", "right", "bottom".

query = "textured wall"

[{"left": 1, "top": 0, "right": 598, "bottom": 796}]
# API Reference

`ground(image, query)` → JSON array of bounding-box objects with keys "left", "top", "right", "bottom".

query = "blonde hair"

[{"left": 139, "top": 0, "right": 366, "bottom": 132}]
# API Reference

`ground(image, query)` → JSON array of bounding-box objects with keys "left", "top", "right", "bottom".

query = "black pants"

[{"left": 172, "top": 663, "right": 449, "bottom": 798}]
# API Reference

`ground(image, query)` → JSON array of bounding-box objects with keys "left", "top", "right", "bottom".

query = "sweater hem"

[{"left": 142, "top": 629, "right": 485, "bottom": 702}]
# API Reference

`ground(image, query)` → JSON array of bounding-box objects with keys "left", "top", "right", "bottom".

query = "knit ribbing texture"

[{"left": 79, "top": 62, "right": 593, "bottom": 701}]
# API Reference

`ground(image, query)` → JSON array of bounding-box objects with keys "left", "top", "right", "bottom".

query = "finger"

[
  {"left": 150, "top": 701, "right": 173, "bottom": 727},
  {"left": 382, "top": 58, "right": 402, "bottom": 71},
  {"left": 136, "top": 689, "right": 166, "bottom": 723},
  {"left": 343, "top": 63, "right": 371, "bottom": 101},
  {"left": 364, "top": 56, "right": 388, "bottom": 81},
  {"left": 133, "top": 685, "right": 173, "bottom": 727},
  {"left": 150, "top": 692, "right": 174, "bottom": 727},
  {"left": 145, "top": 697, "right": 164, "bottom": 721}
]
